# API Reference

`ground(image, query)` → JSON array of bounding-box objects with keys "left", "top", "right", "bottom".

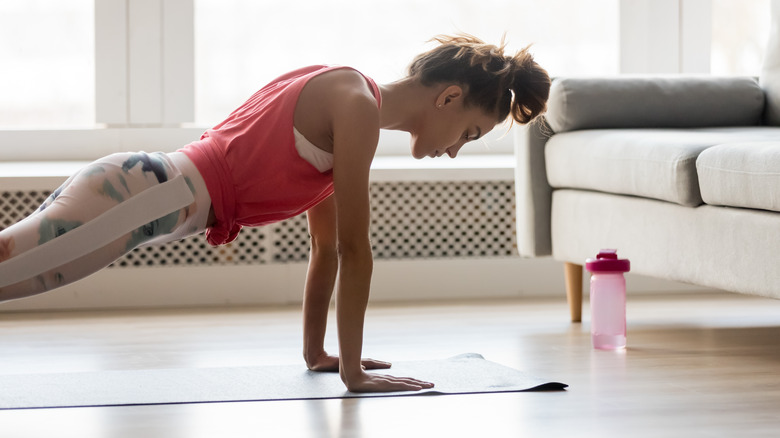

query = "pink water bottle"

[{"left": 586, "top": 249, "right": 630, "bottom": 350}]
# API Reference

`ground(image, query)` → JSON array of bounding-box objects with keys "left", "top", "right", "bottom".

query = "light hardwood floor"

[{"left": 2, "top": 291, "right": 780, "bottom": 438}]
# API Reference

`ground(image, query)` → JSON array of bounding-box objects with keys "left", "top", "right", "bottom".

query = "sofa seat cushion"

[
  {"left": 697, "top": 142, "right": 780, "bottom": 212},
  {"left": 545, "top": 127, "right": 780, "bottom": 206}
]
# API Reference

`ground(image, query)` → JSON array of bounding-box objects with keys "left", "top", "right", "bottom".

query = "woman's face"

[{"left": 410, "top": 86, "right": 498, "bottom": 160}]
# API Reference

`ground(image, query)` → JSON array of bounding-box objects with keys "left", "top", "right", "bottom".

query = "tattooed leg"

[
  {"left": 0, "top": 206, "right": 189, "bottom": 302},
  {"left": 0, "top": 151, "right": 211, "bottom": 303},
  {"left": 121, "top": 152, "right": 170, "bottom": 183}
]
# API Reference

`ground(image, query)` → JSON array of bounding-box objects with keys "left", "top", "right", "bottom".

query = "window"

[
  {"left": 0, "top": 0, "right": 94, "bottom": 129},
  {"left": 711, "top": 0, "right": 772, "bottom": 76},
  {"left": 194, "top": 0, "right": 619, "bottom": 126}
]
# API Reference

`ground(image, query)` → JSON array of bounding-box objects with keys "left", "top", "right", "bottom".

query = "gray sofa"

[{"left": 515, "top": 3, "right": 780, "bottom": 322}]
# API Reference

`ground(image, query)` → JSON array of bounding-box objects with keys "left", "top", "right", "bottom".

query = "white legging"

[{"left": 0, "top": 151, "right": 211, "bottom": 303}]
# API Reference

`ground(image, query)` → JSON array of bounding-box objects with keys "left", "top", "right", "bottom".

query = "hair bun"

[
  {"left": 507, "top": 45, "right": 550, "bottom": 124},
  {"left": 409, "top": 33, "right": 550, "bottom": 125}
]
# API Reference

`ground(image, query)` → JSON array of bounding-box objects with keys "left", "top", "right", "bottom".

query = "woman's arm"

[
  {"left": 304, "top": 195, "right": 396, "bottom": 372},
  {"left": 302, "top": 195, "right": 339, "bottom": 369},
  {"left": 327, "top": 71, "right": 432, "bottom": 392},
  {"left": 303, "top": 191, "right": 400, "bottom": 371}
]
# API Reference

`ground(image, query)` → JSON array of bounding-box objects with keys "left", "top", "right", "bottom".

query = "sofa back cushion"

[
  {"left": 761, "top": 0, "right": 780, "bottom": 125},
  {"left": 546, "top": 77, "right": 765, "bottom": 133}
]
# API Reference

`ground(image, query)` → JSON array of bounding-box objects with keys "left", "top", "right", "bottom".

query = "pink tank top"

[{"left": 179, "top": 65, "right": 382, "bottom": 246}]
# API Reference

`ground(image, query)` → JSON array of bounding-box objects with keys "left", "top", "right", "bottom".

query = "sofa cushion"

[
  {"left": 760, "top": 0, "right": 780, "bottom": 125},
  {"left": 697, "top": 142, "right": 780, "bottom": 212},
  {"left": 545, "top": 127, "right": 780, "bottom": 206},
  {"left": 552, "top": 189, "right": 780, "bottom": 299},
  {"left": 546, "top": 77, "right": 765, "bottom": 133}
]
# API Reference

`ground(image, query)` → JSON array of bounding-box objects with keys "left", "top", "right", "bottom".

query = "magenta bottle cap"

[{"left": 586, "top": 249, "right": 630, "bottom": 273}]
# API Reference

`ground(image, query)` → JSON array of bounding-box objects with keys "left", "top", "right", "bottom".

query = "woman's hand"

[
  {"left": 343, "top": 370, "right": 435, "bottom": 393},
  {"left": 306, "top": 351, "right": 391, "bottom": 372}
]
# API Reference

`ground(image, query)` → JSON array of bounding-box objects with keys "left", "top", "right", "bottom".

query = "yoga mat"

[{"left": 0, "top": 353, "right": 567, "bottom": 410}]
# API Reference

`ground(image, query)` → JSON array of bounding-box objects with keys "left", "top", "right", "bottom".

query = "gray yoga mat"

[{"left": 0, "top": 353, "right": 567, "bottom": 410}]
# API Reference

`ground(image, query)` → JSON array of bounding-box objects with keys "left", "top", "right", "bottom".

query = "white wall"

[{"left": 0, "top": 257, "right": 713, "bottom": 312}]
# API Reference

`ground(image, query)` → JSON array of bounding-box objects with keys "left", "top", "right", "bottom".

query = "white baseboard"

[{"left": 0, "top": 258, "right": 716, "bottom": 312}]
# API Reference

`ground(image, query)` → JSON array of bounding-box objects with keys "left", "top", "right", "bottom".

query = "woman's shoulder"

[
  {"left": 299, "top": 67, "right": 381, "bottom": 117},
  {"left": 308, "top": 67, "right": 378, "bottom": 98},
  {"left": 293, "top": 66, "right": 380, "bottom": 153}
]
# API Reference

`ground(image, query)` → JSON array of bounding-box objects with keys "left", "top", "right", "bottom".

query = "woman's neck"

[{"left": 377, "top": 79, "right": 431, "bottom": 133}]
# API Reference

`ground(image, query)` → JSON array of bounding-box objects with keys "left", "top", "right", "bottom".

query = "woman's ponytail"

[
  {"left": 408, "top": 34, "right": 550, "bottom": 125},
  {"left": 506, "top": 45, "right": 551, "bottom": 125}
]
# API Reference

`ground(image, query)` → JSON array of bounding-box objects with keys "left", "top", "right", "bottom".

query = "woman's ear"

[{"left": 435, "top": 85, "right": 464, "bottom": 109}]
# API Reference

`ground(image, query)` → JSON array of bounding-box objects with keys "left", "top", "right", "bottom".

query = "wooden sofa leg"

[{"left": 564, "top": 262, "right": 583, "bottom": 323}]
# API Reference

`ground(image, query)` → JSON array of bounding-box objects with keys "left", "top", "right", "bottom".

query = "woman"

[{"left": 0, "top": 34, "right": 550, "bottom": 393}]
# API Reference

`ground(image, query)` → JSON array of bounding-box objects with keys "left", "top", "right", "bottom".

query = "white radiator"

[{"left": 1, "top": 180, "right": 518, "bottom": 268}]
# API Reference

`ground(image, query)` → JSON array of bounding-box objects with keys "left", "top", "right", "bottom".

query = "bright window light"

[
  {"left": 711, "top": 0, "right": 772, "bottom": 76},
  {"left": 194, "top": 0, "right": 619, "bottom": 126},
  {"left": 0, "top": 0, "right": 94, "bottom": 129}
]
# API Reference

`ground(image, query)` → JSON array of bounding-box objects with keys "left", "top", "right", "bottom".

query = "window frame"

[{"left": 0, "top": 0, "right": 743, "bottom": 161}]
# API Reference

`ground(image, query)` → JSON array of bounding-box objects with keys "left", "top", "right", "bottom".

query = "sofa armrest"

[
  {"left": 546, "top": 76, "right": 766, "bottom": 133},
  {"left": 514, "top": 119, "right": 553, "bottom": 257}
]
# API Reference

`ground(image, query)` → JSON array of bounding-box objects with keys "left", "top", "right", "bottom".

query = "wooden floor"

[{"left": 2, "top": 291, "right": 780, "bottom": 437}]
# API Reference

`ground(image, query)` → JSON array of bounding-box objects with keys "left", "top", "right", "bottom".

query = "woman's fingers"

[
  {"left": 347, "top": 372, "right": 435, "bottom": 393},
  {"left": 387, "top": 375, "right": 435, "bottom": 390},
  {"left": 360, "top": 357, "right": 392, "bottom": 369}
]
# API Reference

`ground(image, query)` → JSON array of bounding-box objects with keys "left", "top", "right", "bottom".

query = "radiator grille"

[{"left": 0, "top": 181, "right": 517, "bottom": 267}]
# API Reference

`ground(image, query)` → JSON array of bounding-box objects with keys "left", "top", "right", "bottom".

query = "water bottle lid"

[{"left": 585, "top": 249, "right": 630, "bottom": 273}]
